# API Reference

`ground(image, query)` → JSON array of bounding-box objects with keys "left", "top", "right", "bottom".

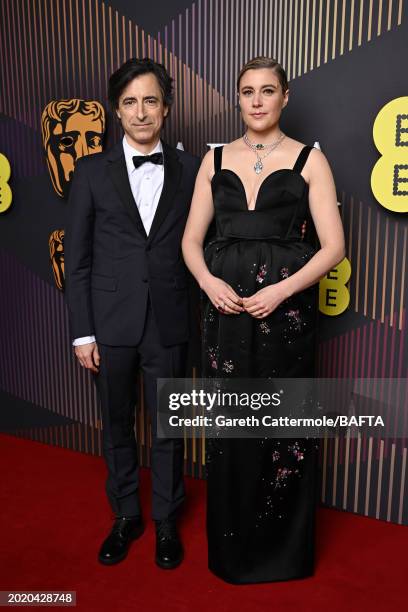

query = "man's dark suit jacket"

[{"left": 65, "top": 140, "right": 200, "bottom": 347}]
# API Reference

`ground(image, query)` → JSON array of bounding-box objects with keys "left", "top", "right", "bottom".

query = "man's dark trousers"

[{"left": 94, "top": 295, "right": 187, "bottom": 520}]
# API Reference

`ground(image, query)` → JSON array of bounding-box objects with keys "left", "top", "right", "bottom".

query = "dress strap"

[
  {"left": 214, "top": 146, "right": 224, "bottom": 173},
  {"left": 293, "top": 145, "right": 313, "bottom": 174}
]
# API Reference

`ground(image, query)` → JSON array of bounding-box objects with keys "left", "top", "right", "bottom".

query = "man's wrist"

[{"left": 73, "top": 335, "right": 96, "bottom": 346}]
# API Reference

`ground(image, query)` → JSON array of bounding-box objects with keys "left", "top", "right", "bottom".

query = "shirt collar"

[{"left": 122, "top": 136, "right": 163, "bottom": 174}]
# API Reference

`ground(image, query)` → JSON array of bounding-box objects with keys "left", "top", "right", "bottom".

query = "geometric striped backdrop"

[
  {"left": 0, "top": 0, "right": 405, "bottom": 157},
  {"left": 0, "top": 0, "right": 407, "bottom": 525}
]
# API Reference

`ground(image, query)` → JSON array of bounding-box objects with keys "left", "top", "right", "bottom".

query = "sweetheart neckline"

[{"left": 211, "top": 168, "right": 308, "bottom": 212}]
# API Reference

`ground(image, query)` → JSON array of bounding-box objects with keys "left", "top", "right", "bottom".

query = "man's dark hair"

[{"left": 108, "top": 57, "right": 174, "bottom": 111}]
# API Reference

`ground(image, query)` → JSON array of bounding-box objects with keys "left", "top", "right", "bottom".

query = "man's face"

[
  {"left": 115, "top": 73, "right": 168, "bottom": 149},
  {"left": 47, "top": 112, "right": 103, "bottom": 197}
]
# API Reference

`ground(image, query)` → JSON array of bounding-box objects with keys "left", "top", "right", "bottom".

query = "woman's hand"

[
  {"left": 243, "top": 283, "right": 289, "bottom": 318},
  {"left": 201, "top": 274, "right": 244, "bottom": 314}
]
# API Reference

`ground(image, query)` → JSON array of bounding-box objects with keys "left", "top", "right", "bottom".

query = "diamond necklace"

[{"left": 243, "top": 131, "right": 286, "bottom": 174}]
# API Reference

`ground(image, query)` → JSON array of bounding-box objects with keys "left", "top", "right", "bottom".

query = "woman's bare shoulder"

[
  {"left": 223, "top": 137, "right": 246, "bottom": 151},
  {"left": 282, "top": 135, "right": 308, "bottom": 152}
]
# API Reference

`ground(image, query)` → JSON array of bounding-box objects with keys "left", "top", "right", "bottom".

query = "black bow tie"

[{"left": 132, "top": 152, "right": 163, "bottom": 169}]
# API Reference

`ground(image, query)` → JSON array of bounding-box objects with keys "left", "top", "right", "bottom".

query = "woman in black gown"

[{"left": 182, "top": 57, "right": 345, "bottom": 584}]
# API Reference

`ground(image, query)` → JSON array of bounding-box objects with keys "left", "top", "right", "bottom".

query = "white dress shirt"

[{"left": 73, "top": 136, "right": 164, "bottom": 347}]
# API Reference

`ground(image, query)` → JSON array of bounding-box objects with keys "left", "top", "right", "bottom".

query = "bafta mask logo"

[
  {"left": 49, "top": 229, "right": 65, "bottom": 290},
  {"left": 42, "top": 99, "right": 105, "bottom": 198}
]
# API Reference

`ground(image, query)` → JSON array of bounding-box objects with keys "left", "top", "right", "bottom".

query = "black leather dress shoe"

[
  {"left": 155, "top": 519, "right": 183, "bottom": 569},
  {"left": 98, "top": 516, "right": 144, "bottom": 565}
]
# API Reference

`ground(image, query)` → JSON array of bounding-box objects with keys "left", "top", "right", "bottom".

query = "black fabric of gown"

[{"left": 202, "top": 145, "right": 320, "bottom": 584}]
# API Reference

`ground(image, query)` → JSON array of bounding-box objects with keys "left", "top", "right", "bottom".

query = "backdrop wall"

[{"left": 0, "top": 0, "right": 407, "bottom": 525}]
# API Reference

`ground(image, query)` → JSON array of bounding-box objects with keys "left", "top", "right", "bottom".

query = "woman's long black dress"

[{"left": 202, "top": 144, "right": 320, "bottom": 584}]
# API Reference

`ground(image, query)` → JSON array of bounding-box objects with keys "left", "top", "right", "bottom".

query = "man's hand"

[{"left": 74, "top": 342, "right": 100, "bottom": 373}]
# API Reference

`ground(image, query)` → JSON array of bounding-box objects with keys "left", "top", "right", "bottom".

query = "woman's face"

[{"left": 238, "top": 68, "right": 288, "bottom": 133}]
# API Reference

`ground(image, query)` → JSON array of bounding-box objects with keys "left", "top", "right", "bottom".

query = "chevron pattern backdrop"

[{"left": 0, "top": 0, "right": 407, "bottom": 523}]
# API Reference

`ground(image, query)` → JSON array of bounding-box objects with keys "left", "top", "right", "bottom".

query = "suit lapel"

[
  {"left": 147, "top": 140, "right": 182, "bottom": 245},
  {"left": 107, "top": 143, "right": 148, "bottom": 239}
]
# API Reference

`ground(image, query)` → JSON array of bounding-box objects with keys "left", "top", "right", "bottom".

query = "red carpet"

[{"left": 0, "top": 433, "right": 406, "bottom": 611}]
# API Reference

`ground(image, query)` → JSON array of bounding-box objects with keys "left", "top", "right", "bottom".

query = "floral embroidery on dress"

[
  {"left": 272, "top": 450, "right": 280, "bottom": 462},
  {"left": 206, "top": 308, "right": 215, "bottom": 323},
  {"left": 260, "top": 321, "right": 271, "bottom": 334},
  {"left": 288, "top": 441, "right": 304, "bottom": 461},
  {"left": 208, "top": 346, "right": 219, "bottom": 370},
  {"left": 285, "top": 308, "right": 302, "bottom": 332},
  {"left": 256, "top": 264, "right": 267, "bottom": 285},
  {"left": 274, "top": 466, "right": 300, "bottom": 489},
  {"left": 301, "top": 219, "right": 307, "bottom": 240},
  {"left": 279, "top": 266, "right": 289, "bottom": 279},
  {"left": 222, "top": 360, "right": 234, "bottom": 374}
]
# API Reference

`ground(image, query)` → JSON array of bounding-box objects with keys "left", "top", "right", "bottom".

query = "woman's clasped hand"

[{"left": 201, "top": 274, "right": 288, "bottom": 318}]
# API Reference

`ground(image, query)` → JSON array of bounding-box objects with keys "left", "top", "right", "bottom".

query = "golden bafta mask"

[
  {"left": 41, "top": 99, "right": 105, "bottom": 198},
  {"left": 49, "top": 229, "right": 65, "bottom": 290}
]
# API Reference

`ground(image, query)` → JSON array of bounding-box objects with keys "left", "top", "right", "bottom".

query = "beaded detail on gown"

[{"left": 202, "top": 144, "right": 320, "bottom": 584}]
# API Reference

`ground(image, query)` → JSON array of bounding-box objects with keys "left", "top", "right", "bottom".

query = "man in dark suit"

[{"left": 65, "top": 58, "right": 200, "bottom": 568}]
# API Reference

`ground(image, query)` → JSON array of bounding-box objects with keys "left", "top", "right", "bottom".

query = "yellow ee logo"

[
  {"left": 0, "top": 152, "right": 12, "bottom": 213},
  {"left": 319, "top": 257, "right": 351, "bottom": 316},
  {"left": 371, "top": 97, "right": 408, "bottom": 213}
]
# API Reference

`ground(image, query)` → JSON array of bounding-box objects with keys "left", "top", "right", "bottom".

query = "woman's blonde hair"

[{"left": 237, "top": 56, "right": 289, "bottom": 94}]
